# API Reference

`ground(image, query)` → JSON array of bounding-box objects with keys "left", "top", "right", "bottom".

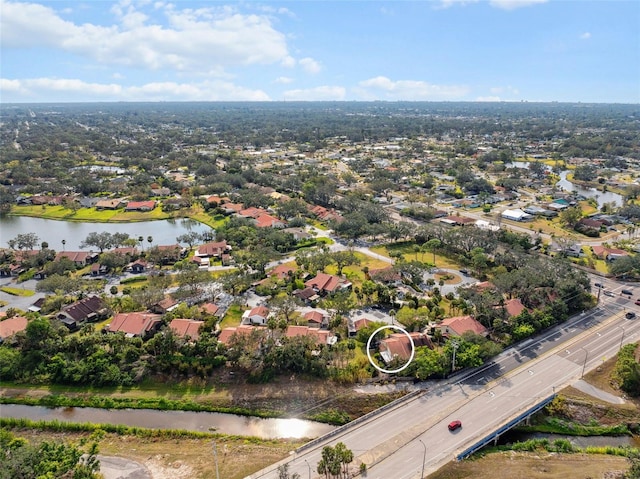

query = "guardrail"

[
  {"left": 295, "top": 388, "right": 425, "bottom": 454},
  {"left": 456, "top": 394, "right": 557, "bottom": 461}
]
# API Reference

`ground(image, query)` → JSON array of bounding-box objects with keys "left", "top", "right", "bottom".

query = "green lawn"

[
  {"left": 220, "top": 304, "right": 244, "bottom": 329},
  {"left": 0, "top": 286, "right": 35, "bottom": 297}
]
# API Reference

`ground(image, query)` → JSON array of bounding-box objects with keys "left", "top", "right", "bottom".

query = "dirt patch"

[{"left": 427, "top": 451, "right": 628, "bottom": 479}]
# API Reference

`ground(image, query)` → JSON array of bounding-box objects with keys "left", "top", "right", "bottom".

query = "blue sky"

[{"left": 1, "top": 0, "right": 639, "bottom": 103}]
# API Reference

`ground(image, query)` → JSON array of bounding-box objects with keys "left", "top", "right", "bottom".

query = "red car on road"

[{"left": 448, "top": 420, "right": 462, "bottom": 431}]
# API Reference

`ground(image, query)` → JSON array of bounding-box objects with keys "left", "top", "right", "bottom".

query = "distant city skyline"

[{"left": 1, "top": 0, "right": 639, "bottom": 104}]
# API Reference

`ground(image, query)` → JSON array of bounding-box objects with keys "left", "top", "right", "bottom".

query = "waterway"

[
  {"left": 507, "top": 162, "right": 623, "bottom": 208},
  {"left": 556, "top": 171, "right": 624, "bottom": 208},
  {"left": 499, "top": 430, "right": 640, "bottom": 448},
  {"left": 0, "top": 216, "right": 212, "bottom": 251},
  {"left": 0, "top": 404, "right": 335, "bottom": 440}
]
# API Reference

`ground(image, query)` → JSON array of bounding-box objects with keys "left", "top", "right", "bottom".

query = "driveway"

[{"left": 0, "top": 279, "right": 44, "bottom": 312}]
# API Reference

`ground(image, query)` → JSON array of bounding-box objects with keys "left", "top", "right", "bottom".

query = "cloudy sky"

[{"left": 1, "top": 0, "right": 639, "bottom": 103}]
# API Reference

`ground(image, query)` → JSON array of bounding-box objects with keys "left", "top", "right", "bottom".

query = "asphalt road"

[{"left": 247, "top": 282, "right": 640, "bottom": 479}]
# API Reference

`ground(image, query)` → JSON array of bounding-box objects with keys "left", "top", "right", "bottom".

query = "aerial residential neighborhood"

[{"left": 1, "top": 100, "right": 639, "bottom": 479}]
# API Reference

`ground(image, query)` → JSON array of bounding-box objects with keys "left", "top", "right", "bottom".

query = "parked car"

[
  {"left": 448, "top": 420, "right": 462, "bottom": 431},
  {"left": 594, "top": 283, "right": 604, "bottom": 288},
  {"left": 626, "top": 312, "right": 636, "bottom": 319},
  {"left": 603, "top": 291, "right": 615, "bottom": 297},
  {"left": 635, "top": 300, "right": 640, "bottom": 306},
  {"left": 622, "top": 289, "right": 633, "bottom": 296}
]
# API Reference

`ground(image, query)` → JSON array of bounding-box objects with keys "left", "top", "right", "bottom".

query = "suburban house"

[
  {"left": 303, "top": 310, "right": 329, "bottom": 328},
  {"left": 348, "top": 317, "right": 374, "bottom": 337},
  {"left": 242, "top": 305, "right": 270, "bottom": 325},
  {"left": 154, "top": 244, "right": 187, "bottom": 264},
  {"left": 369, "top": 267, "right": 402, "bottom": 286},
  {"left": 90, "top": 263, "right": 108, "bottom": 276},
  {"left": 200, "top": 302, "right": 221, "bottom": 317},
  {"left": 95, "top": 198, "right": 125, "bottom": 210},
  {"left": 169, "top": 318, "right": 204, "bottom": 340},
  {"left": 0, "top": 315, "right": 28, "bottom": 342},
  {"left": 128, "top": 259, "right": 148, "bottom": 273},
  {"left": 501, "top": 209, "right": 533, "bottom": 222},
  {"left": 285, "top": 325, "right": 337, "bottom": 346},
  {"left": 267, "top": 264, "right": 297, "bottom": 280},
  {"left": 379, "top": 332, "right": 433, "bottom": 364},
  {"left": 106, "top": 312, "right": 162, "bottom": 338},
  {"left": 438, "top": 315, "right": 488, "bottom": 337},
  {"left": 55, "top": 251, "right": 99, "bottom": 267},
  {"left": 499, "top": 298, "right": 527, "bottom": 318},
  {"left": 57, "top": 295, "right": 110, "bottom": 330},
  {"left": 304, "top": 272, "right": 352, "bottom": 295},
  {"left": 439, "top": 215, "right": 476, "bottom": 226},
  {"left": 150, "top": 297, "right": 179, "bottom": 314},
  {"left": 125, "top": 200, "right": 156, "bottom": 211},
  {"left": 218, "top": 324, "right": 263, "bottom": 346},
  {"left": 293, "top": 286, "right": 320, "bottom": 303},
  {"left": 194, "top": 241, "right": 230, "bottom": 259},
  {"left": 591, "top": 245, "right": 629, "bottom": 261}
]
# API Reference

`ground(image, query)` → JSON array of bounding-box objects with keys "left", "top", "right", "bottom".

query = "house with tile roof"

[
  {"left": 106, "top": 312, "right": 162, "bottom": 338},
  {"left": 242, "top": 305, "right": 270, "bottom": 325},
  {"left": 379, "top": 332, "right": 433, "bottom": 364},
  {"left": 438, "top": 315, "right": 488, "bottom": 337},
  {"left": 218, "top": 324, "right": 264, "bottom": 346},
  {"left": 169, "top": 318, "right": 204, "bottom": 340},
  {"left": 304, "top": 272, "right": 352, "bottom": 295},
  {"left": 0, "top": 316, "right": 28, "bottom": 342}
]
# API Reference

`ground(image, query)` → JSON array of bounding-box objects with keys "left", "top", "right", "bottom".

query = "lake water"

[
  {"left": 556, "top": 171, "right": 624, "bottom": 208},
  {"left": 0, "top": 216, "right": 212, "bottom": 250},
  {"left": 1, "top": 404, "right": 336, "bottom": 440},
  {"left": 507, "top": 162, "right": 623, "bottom": 208}
]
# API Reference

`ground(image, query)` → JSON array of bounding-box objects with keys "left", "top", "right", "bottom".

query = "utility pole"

[
  {"left": 212, "top": 441, "right": 220, "bottom": 479},
  {"left": 581, "top": 347, "right": 589, "bottom": 378},
  {"left": 451, "top": 340, "right": 459, "bottom": 374},
  {"left": 419, "top": 439, "right": 426, "bottom": 478}
]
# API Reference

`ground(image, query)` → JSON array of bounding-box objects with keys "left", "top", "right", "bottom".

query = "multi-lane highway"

[{"left": 247, "top": 277, "right": 640, "bottom": 479}]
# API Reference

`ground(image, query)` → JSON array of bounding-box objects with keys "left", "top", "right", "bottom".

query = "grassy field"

[
  {"left": 0, "top": 286, "right": 35, "bottom": 296},
  {"left": 10, "top": 429, "right": 303, "bottom": 479},
  {"left": 9, "top": 204, "right": 224, "bottom": 226},
  {"left": 427, "top": 451, "right": 628, "bottom": 479}
]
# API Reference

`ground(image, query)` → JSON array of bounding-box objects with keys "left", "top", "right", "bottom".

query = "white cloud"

[
  {"left": 0, "top": 77, "right": 271, "bottom": 101},
  {"left": 275, "top": 76, "right": 294, "bottom": 84},
  {"left": 283, "top": 86, "right": 346, "bottom": 101},
  {"left": 0, "top": 0, "right": 291, "bottom": 73},
  {"left": 580, "top": 32, "right": 592, "bottom": 40},
  {"left": 489, "top": 0, "right": 547, "bottom": 10},
  {"left": 355, "top": 76, "right": 469, "bottom": 100},
  {"left": 281, "top": 56, "right": 296, "bottom": 68},
  {"left": 299, "top": 57, "right": 322, "bottom": 74}
]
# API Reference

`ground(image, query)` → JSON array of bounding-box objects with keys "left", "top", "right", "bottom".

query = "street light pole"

[
  {"left": 304, "top": 459, "right": 311, "bottom": 479},
  {"left": 419, "top": 439, "right": 426, "bottom": 479},
  {"left": 618, "top": 325, "right": 626, "bottom": 350},
  {"left": 451, "top": 340, "right": 459, "bottom": 374},
  {"left": 581, "top": 347, "right": 589, "bottom": 378},
  {"left": 212, "top": 441, "right": 220, "bottom": 479}
]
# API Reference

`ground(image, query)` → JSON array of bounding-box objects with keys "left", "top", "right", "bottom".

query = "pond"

[
  {"left": 1, "top": 404, "right": 336, "bottom": 440},
  {"left": 556, "top": 171, "right": 624, "bottom": 208},
  {"left": 0, "top": 216, "right": 212, "bottom": 251},
  {"left": 507, "top": 163, "right": 623, "bottom": 208}
]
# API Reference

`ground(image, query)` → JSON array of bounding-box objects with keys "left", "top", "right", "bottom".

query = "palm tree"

[
  {"left": 138, "top": 236, "right": 144, "bottom": 252},
  {"left": 61, "top": 239, "right": 66, "bottom": 251},
  {"left": 147, "top": 236, "right": 153, "bottom": 248}
]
